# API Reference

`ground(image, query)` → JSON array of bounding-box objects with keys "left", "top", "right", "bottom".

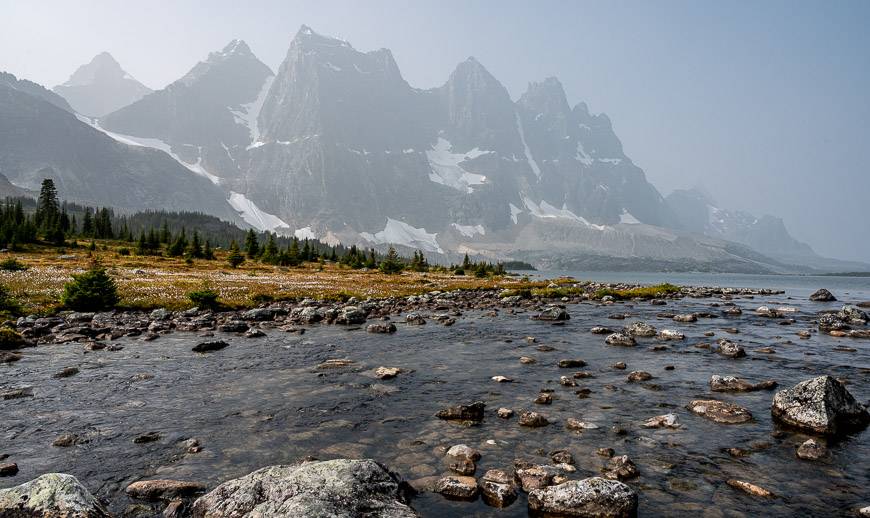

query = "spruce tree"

[
  {"left": 203, "top": 240, "right": 215, "bottom": 260},
  {"left": 244, "top": 229, "right": 259, "bottom": 259},
  {"left": 187, "top": 231, "right": 203, "bottom": 259},
  {"left": 227, "top": 240, "right": 244, "bottom": 268},
  {"left": 261, "top": 233, "right": 279, "bottom": 263},
  {"left": 36, "top": 178, "right": 59, "bottom": 229},
  {"left": 379, "top": 246, "right": 404, "bottom": 274}
]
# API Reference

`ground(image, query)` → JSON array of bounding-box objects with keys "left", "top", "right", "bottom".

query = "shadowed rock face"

[
  {"left": 527, "top": 477, "right": 638, "bottom": 517},
  {"left": 191, "top": 459, "right": 418, "bottom": 517},
  {"left": 771, "top": 375, "right": 870, "bottom": 435},
  {"left": 0, "top": 473, "right": 109, "bottom": 518}
]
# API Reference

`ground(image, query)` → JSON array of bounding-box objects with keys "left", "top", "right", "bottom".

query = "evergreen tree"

[
  {"left": 379, "top": 246, "right": 404, "bottom": 274},
  {"left": 167, "top": 229, "right": 187, "bottom": 257},
  {"left": 81, "top": 209, "right": 94, "bottom": 237},
  {"left": 160, "top": 221, "right": 171, "bottom": 243},
  {"left": 61, "top": 263, "right": 119, "bottom": 311},
  {"left": 462, "top": 253, "right": 471, "bottom": 270},
  {"left": 187, "top": 230, "right": 203, "bottom": 259},
  {"left": 244, "top": 229, "right": 259, "bottom": 258},
  {"left": 261, "top": 233, "right": 279, "bottom": 263},
  {"left": 35, "top": 178, "right": 59, "bottom": 229},
  {"left": 227, "top": 240, "right": 244, "bottom": 268},
  {"left": 203, "top": 240, "right": 215, "bottom": 260}
]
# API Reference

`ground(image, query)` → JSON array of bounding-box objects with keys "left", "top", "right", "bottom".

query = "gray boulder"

[
  {"left": 191, "top": 459, "right": 417, "bottom": 517},
  {"left": 528, "top": 477, "right": 638, "bottom": 517},
  {"left": 771, "top": 375, "right": 870, "bottom": 435},
  {"left": 625, "top": 322, "right": 656, "bottom": 337},
  {"left": 534, "top": 306, "right": 570, "bottom": 321},
  {"left": 809, "top": 289, "right": 836, "bottom": 302},
  {"left": 0, "top": 473, "right": 109, "bottom": 517}
]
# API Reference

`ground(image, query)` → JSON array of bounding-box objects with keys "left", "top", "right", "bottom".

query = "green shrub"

[
  {"left": 0, "top": 285, "right": 21, "bottom": 315},
  {"left": 0, "top": 326, "right": 24, "bottom": 349},
  {"left": 0, "top": 258, "right": 27, "bottom": 271},
  {"left": 117, "top": 247, "right": 131, "bottom": 256},
  {"left": 61, "top": 266, "right": 120, "bottom": 311},
  {"left": 453, "top": 268, "right": 465, "bottom": 276},
  {"left": 188, "top": 289, "right": 220, "bottom": 309},
  {"left": 592, "top": 283, "right": 680, "bottom": 300}
]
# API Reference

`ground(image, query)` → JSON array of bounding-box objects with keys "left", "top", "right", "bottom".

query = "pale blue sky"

[{"left": 2, "top": 0, "right": 868, "bottom": 260}]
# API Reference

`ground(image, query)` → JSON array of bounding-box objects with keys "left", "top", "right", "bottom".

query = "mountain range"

[{"left": 0, "top": 25, "right": 860, "bottom": 273}]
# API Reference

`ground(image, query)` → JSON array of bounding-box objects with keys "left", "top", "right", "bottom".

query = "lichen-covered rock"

[
  {"left": 809, "top": 289, "right": 836, "bottom": 302},
  {"left": 642, "top": 413, "right": 681, "bottom": 429},
  {"left": 518, "top": 411, "right": 549, "bottom": 427},
  {"left": 658, "top": 329, "right": 685, "bottom": 340},
  {"left": 602, "top": 455, "right": 638, "bottom": 481},
  {"left": 478, "top": 469, "right": 516, "bottom": 507},
  {"left": 716, "top": 339, "right": 746, "bottom": 358},
  {"left": 534, "top": 306, "right": 569, "bottom": 321},
  {"left": 625, "top": 322, "right": 656, "bottom": 337},
  {"left": 605, "top": 333, "right": 636, "bottom": 347},
  {"left": 527, "top": 477, "right": 638, "bottom": 517},
  {"left": 435, "top": 401, "right": 485, "bottom": 423},
  {"left": 710, "top": 375, "right": 776, "bottom": 392},
  {"left": 0, "top": 473, "right": 110, "bottom": 517},
  {"left": 191, "top": 459, "right": 417, "bottom": 517},
  {"left": 771, "top": 375, "right": 870, "bottom": 435},
  {"left": 687, "top": 399, "right": 753, "bottom": 424},
  {"left": 796, "top": 438, "right": 827, "bottom": 460},
  {"left": 434, "top": 475, "right": 478, "bottom": 500}
]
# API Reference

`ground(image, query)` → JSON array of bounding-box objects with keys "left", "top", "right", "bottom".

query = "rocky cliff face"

[
  {"left": 0, "top": 78, "right": 238, "bottom": 219},
  {"left": 67, "top": 25, "right": 814, "bottom": 271},
  {"left": 53, "top": 52, "right": 152, "bottom": 117}
]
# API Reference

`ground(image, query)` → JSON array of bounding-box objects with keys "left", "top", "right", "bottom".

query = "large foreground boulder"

[
  {"left": 0, "top": 473, "right": 109, "bottom": 517},
  {"left": 191, "top": 459, "right": 417, "bottom": 517},
  {"left": 771, "top": 375, "right": 870, "bottom": 435},
  {"left": 528, "top": 477, "right": 638, "bottom": 517}
]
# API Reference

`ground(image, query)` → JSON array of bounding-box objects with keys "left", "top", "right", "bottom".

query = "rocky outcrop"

[
  {"left": 0, "top": 473, "right": 109, "bottom": 517},
  {"left": 687, "top": 399, "right": 752, "bottom": 424},
  {"left": 771, "top": 376, "right": 870, "bottom": 435},
  {"left": 527, "top": 477, "right": 638, "bottom": 517},
  {"left": 809, "top": 289, "right": 837, "bottom": 302},
  {"left": 191, "top": 459, "right": 417, "bottom": 517}
]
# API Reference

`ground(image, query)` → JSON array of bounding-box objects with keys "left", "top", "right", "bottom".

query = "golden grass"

[
  {"left": 0, "top": 244, "right": 556, "bottom": 314},
  {"left": 592, "top": 283, "right": 680, "bottom": 300}
]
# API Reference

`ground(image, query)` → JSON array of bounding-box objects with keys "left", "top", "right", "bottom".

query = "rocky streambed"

[{"left": 1, "top": 284, "right": 869, "bottom": 516}]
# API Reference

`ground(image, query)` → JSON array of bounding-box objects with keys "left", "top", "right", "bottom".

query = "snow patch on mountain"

[
  {"left": 516, "top": 112, "right": 542, "bottom": 178},
  {"left": 361, "top": 218, "right": 443, "bottom": 253},
  {"left": 451, "top": 223, "right": 486, "bottom": 238},
  {"left": 425, "top": 138, "right": 489, "bottom": 193},
  {"left": 522, "top": 195, "right": 608, "bottom": 230},
  {"left": 294, "top": 226, "right": 317, "bottom": 240},
  {"left": 83, "top": 116, "right": 223, "bottom": 185},
  {"left": 509, "top": 203, "right": 523, "bottom": 224},
  {"left": 232, "top": 75, "right": 275, "bottom": 145},
  {"left": 228, "top": 191, "right": 290, "bottom": 233},
  {"left": 575, "top": 141, "right": 594, "bottom": 166},
  {"left": 619, "top": 210, "right": 640, "bottom": 225}
]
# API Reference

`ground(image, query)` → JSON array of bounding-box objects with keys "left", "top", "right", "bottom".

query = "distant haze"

[{"left": 2, "top": 0, "right": 868, "bottom": 261}]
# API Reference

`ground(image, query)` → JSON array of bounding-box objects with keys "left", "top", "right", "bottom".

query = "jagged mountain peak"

[
  {"left": 291, "top": 24, "right": 353, "bottom": 49},
  {"left": 215, "top": 39, "right": 253, "bottom": 58},
  {"left": 519, "top": 76, "right": 571, "bottom": 116}
]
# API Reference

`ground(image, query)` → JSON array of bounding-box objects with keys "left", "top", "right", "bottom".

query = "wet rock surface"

[
  {"left": 191, "top": 459, "right": 417, "bottom": 517},
  {"left": 771, "top": 375, "right": 870, "bottom": 435},
  {"left": 527, "top": 477, "right": 638, "bottom": 517},
  {"left": 0, "top": 473, "right": 109, "bottom": 517},
  {"left": 1, "top": 283, "right": 868, "bottom": 516}
]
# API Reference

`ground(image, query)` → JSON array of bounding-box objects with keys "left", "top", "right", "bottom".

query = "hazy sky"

[{"left": 2, "top": 0, "right": 868, "bottom": 261}]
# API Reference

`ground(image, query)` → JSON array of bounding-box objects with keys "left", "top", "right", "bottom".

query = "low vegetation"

[{"left": 592, "top": 283, "right": 681, "bottom": 300}]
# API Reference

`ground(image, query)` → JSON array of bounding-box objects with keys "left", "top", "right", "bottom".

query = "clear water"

[{"left": 1, "top": 275, "right": 868, "bottom": 517}]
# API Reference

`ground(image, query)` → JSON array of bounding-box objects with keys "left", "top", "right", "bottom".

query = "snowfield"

[{"left": 361, "top": 218, "right": 443, "bottom": 253}]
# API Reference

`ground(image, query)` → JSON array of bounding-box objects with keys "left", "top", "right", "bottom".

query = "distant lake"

[{"left": 527, "top": 270, "right": 870, "bottom": 301}]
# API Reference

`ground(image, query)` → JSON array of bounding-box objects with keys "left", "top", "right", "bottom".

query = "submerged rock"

[
  {"left": 434, "top": 475, "right": 478, "bottom": 500},
  {"left": 726, "top": 479, "right": 774, "bottom": 498},
  {"left": 796, "top": 439, "right": 827, "bottom": 460},
  {"left": 436, "top": 402, "right": 485, "bottom": 424},
  {"left": 642, "top": 413, "right": 681, "bottom": 429},
  {"left": 191, "top": 459, "right": 417, "bottom": 517},
  {"left": 771, "top": 375, "right": 870, "bottom": 435},
  {"left": 605, "top": 333, "right": 636, "bottom": 347},
  {"left": 687, "top": 399, "right": 753, "bottom": 424},
  {"left": 710, "top": 375, "right": 777, "bottom": 392},
  {"left": 192, "top": 340, "right": 228, "bottom": 353},
  {"left": 527, "top": 477, "right": 638, "bottom": 517},
  {"left": 0, "top": 473, "right": 110, "bottom": 517},
  {"left": 715, "top": 339, "right": 746, "bottom": 358},
  {"left": 519, "top": 411, "right": 549, "bottom": 427},
  {"left": 367, "top": 323, "right": 397, "bottom": 334},
  {"left": 126, "top": 479, "right": 206, "bottom": 501}
]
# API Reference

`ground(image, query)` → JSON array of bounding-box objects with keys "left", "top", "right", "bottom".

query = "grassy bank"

[{"left": 0, "top": 242, "right": 554, "bottom": 315}]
